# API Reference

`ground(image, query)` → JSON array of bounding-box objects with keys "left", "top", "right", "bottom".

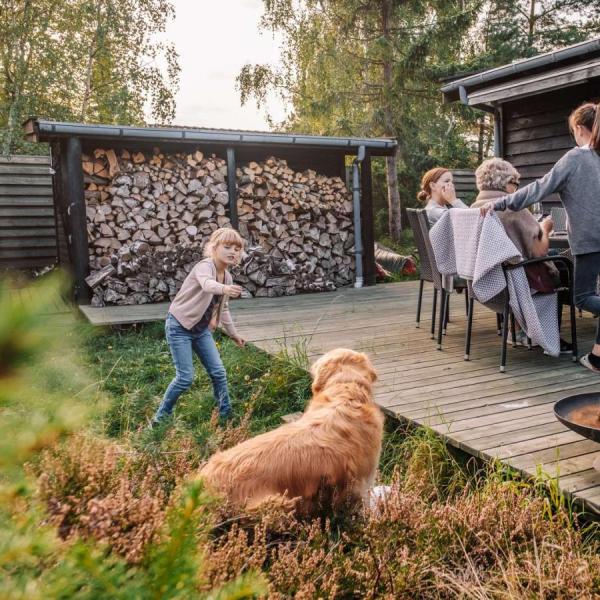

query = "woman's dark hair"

[{"left": 568, "top": 102, "right": 600, "bottom": 153}]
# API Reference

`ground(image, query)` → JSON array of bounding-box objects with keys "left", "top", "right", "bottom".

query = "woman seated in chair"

[
  {"left": 418, "top": 168, "right": 467, "bottom": 227},
  {"left": 472, "top": 158, "right": 570, "bottom": 352}
]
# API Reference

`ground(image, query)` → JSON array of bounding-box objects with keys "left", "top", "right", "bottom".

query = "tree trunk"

[
  {"left": 381, "top": 0, "right": 401, "bottom": 240},
  {"left": 385, "top": 148, "right": 401, "bottom": 241},
  {"left": 2, "top": 88, "right": 22, "bottom": 156},
  {"left": 1, "top": 0, "right": 33, "bottom": 155},
  {"left": 528, "top": 0, "right": 536, "bottom": 46},
  {"left": 477, "top": 116, "right": 485, "bottom": 163},
  {"left": 80, "top": 1, "right": 103, "bottom": 121}
]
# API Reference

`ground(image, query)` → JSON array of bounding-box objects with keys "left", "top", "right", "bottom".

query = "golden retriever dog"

[{"left": 199, "top": 348, "right": 384, "bottom": 514}]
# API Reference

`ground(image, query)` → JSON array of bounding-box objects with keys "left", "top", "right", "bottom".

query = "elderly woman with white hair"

[
  {"left": 472, "top": 158, "right": 554, "bottom": 260},
  {"left": 471, "top": 158, "right": 571, "bottom": 352}
]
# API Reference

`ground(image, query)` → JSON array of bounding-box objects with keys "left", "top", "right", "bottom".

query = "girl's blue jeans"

[{"left": 153, "top": 313, "right": 231, "bottom": 421}]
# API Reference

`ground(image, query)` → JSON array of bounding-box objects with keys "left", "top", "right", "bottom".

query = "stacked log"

[
  {"left": 83, "top": 149, "right": 355, "bottom": 306},
  {"left": 233, "top": 158, "right": 354, "bottom": 297},
  {"left": 85, "top": 148, "right": 229, "bottom": 255}
]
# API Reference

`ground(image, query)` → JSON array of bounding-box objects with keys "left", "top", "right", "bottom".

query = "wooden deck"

[
  {"left": 9, "top": 285, "right": 72, "bottom": 316},
  {"left": 82, "top": 281, "right": 600, "bottom": 513}
]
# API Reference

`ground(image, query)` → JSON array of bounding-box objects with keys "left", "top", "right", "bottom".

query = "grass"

[
  {"left": 84, "top": 322, "right": 311, "bottom": 453},
  {"left": 5, "top": 276, "right": 600, "bottom": 598}
]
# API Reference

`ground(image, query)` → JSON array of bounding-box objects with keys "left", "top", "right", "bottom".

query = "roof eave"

[
  {"left": 23, "top": 119, "right": 397, "bottom": 156},
  {"left": 440, "top": 37, "right": 600, "bottom": 99}
]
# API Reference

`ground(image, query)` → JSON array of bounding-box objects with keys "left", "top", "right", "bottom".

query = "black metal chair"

[
  {"left": 406, "top": 208, "right": 468, "bottom": 348},
  {"left": 463, "top": 255, "right": 578, "bottom": 372}
]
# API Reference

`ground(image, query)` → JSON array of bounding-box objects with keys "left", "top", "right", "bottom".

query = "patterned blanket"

[{"left": 429, "top": 210, "right": 559, "bottom": 357}]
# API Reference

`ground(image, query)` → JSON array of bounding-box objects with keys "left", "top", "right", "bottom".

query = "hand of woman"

[
  {"left": 479, "top": 201, "right": 496, "bottom": 216},
  {"left": 233, "top": 336, "right": 245, "bottom": 348},
  {"left": 442, "top": 182, "right": 457, "bottom": 205},
  {"left": 541, "top": 216, "right": 554, "bottom": 234},
  {"left": 224, "top": 284, "right": 243, "bottom": 298}
]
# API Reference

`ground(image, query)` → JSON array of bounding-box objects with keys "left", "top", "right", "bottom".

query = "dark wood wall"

[
  {"left": 451, "top": 169, "right": 477, "bottom": 203},
  {"left": 0, "top": 155, "right": 56, "bottom": 269},
  {"left": 502, "top": 80, "right": 600, "bottom": 206}
]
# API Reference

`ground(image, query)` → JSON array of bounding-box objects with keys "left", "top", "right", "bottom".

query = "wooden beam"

[
  {"left": 494, "top": 105, "right": 503, "bottom": 158},
  {"left": 226, "top": 147, "right": 238, "bottom": 229},
  {"left": 50, "top": 142, "right": 64, "bottom": 268},
  {"left": 65, "top": 137, "right": 91, "bottom": 304},
  {"left": 360, "top": 150, "right": 376, "bottom": 286}
]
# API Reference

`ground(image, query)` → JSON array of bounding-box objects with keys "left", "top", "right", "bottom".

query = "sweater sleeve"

[
  {"left": 194, "top": 261, "right": 227, "bottom": 295},
  {"left": 494, "top": 151, "right": 576, "bottom": 212}
]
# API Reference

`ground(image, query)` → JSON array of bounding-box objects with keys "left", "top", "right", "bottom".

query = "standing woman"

[
  {"left": 479, "top": 103, "right": 600, "bottom": 373},
  {"left": 417, "top": 167, "right": 468, "bottom": 227},
  {"left": 152, "top": 228, "right": 246, "bottom": 426}
]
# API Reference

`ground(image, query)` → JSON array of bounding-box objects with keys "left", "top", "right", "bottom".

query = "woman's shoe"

[
  {"left": 544, "top": 339, "right": 573, "bottom": 356},
  {"left": 515, "top": 331, "right": 538, "bottom": 348},
  {"left": 580, "top": 353, "right": 600, "bottom": 373}
]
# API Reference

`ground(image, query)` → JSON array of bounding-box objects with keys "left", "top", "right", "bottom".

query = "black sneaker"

[{"left": 544, "top": 339, "right": 572, "bottom": 356}]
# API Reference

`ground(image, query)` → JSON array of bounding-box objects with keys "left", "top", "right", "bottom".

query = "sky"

[{"left": 162, "top": 0, "right": 288, "bottom": 131}]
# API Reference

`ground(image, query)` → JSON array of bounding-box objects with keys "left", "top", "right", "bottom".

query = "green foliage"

[
  {"left": 0, "top": 276, "right": 266, "bottom": 599},
  {"left": 239, "top": 0, "right": 600, "bottom": 237},
  {"left": 0, "top": 0, "right": 180, "bottom": 154},
  {"left": 0, "top": 274, "right": 95, "bottom": 598},
  {"left": 472, "top": 0, "right": 600, "bottom": 70}
]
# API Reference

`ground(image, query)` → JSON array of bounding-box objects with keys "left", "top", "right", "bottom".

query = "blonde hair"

[
  {"left": 203, "top": 227, "right": 245, "bottom": 264},
  {"left": 417, "top": 167, "right": 450, "bottom": 202},
  {"left": 475, "top": 158, "right": 520, "bottom": 191}
]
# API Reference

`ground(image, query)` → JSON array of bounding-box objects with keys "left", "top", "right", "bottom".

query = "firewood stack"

[{"left": 83, "top": 149, "right": 355, "bottom": 306}]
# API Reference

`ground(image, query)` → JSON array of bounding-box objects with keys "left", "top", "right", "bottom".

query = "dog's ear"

[
  {"left": 311, "top": 356, "right": 337, "bottom": 394},
  {"left": 357, "top": 352, "right": 377, "bottom": 383},
  {"left": 342, "top": 350, "right": 377, "bottom": 383}
]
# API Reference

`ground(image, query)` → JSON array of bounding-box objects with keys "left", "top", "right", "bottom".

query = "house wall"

[{"left": 502, "top": 80, "right": 600, "bottom": 207}]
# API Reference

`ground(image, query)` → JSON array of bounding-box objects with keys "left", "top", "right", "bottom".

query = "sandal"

[{"left": 580, "top": 353, "right": 600, "bottom": 373}]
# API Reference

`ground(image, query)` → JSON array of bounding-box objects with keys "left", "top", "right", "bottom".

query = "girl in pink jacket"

[{"left": 152, "top": 228, "right": 245, "bottom": 425}]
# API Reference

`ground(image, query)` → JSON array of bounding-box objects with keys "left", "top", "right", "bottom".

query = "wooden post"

[
  {"left": 360, "top": 150, "right": 376, "bottom": 286},
  {"left": 494, "top": 105, "right": 504, "bottom": 158},
  {"left": 51, "top": 142, "right": 64, "bottom": 266},
  {"left": 57, "top": 142, "right": 73, "bottom": 273},
  {"left": 226, "top": 147, "right": 238, "bottom": 229},
  {"left": 65, "top": 136, "right": 91, "bottom": 304}
]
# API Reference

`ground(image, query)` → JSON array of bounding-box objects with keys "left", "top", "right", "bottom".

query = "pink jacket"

[{"left": 168, "top": 258, "right": 239, "bottom": 338}]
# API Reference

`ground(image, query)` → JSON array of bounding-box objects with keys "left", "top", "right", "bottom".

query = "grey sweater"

[{"left": 493, "top": 147, "right": 600, "bottom": 255}]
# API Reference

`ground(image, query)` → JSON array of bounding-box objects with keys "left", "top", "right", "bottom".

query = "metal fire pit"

[{"left": 554, "top": 393, "right": 600, "bottom": 470}]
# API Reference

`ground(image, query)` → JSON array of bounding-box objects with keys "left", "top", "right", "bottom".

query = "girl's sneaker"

[{"left": 514, "top": 331, "right": 538, "bottom": 348}]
